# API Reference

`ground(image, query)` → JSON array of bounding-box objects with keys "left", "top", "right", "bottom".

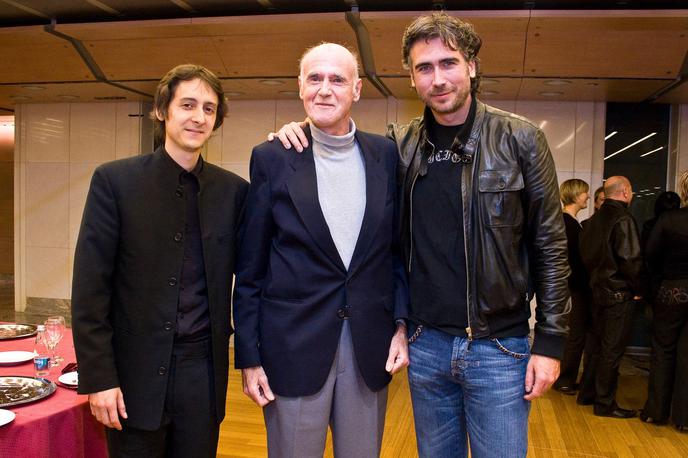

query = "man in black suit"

[
  {"left": 233, "top": 43, "right": 409, "bottom": 457},
  {"left": 72, "top": 64, "right": 248, "bottom": 456}
]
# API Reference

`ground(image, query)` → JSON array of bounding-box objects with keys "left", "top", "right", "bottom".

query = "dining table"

[{"left": 0, "top": 323, "right": 108, "bottom": 458}]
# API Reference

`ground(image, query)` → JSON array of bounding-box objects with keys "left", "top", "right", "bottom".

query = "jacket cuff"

[{"left": 531, "top": 331, "right": 566, "bottom": 360}]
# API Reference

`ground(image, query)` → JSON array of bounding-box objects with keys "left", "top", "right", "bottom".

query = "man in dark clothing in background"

[{"left": 579, "top": 175, "right": 642, "bottom": 418}]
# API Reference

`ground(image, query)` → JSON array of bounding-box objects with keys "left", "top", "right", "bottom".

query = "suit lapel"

[
  {"left": 348, "top": 131, "right": 387, "bottom": 276},
  {"left": 286, "top": 131, "right": 347, "bottom": 273}
]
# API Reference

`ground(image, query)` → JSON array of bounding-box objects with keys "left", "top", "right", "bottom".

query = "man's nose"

[
  {"left": 432, "top": 67, "right": 447, "bottom": 86},
  {"left": 318, "top": 79, "right": 332, "bottom": 96}
]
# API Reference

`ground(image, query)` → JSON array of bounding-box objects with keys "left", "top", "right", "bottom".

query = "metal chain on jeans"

[
  {"left": 408, "top": 325, "right": 423, "bottom": 344},
  {"left": 490, "top": 337, "right": 528, "bottom": 359}
]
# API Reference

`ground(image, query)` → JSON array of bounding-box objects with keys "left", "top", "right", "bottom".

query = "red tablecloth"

[{"left": 0, "top": 326, "right": 107, "bottom": 458}]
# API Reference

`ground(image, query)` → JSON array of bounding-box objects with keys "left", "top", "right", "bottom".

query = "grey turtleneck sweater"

[{"left": 311, "top": 120, "right": 366, "bottom": 270}]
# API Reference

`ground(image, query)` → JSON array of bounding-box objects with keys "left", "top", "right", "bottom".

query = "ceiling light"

[
  {"left": 225, "top": 91, "right": 245, "bottom": 97},
  {"left": 481, "top": 90, "right": 499, "bottom": 96},
  {"left": 640, "top": 146, "right": 663, "bottom": 157},
  {"left": 544, "top": 80, "right": 571, "bottom": 86},
  {"left": 10, "top": 95, "right": 31, "bottom": 101},
  {"left": 538, "top": 91, "right": 563, "bottom": 97},
  {"left": 21, "top": 85, "right": 45, "bottom": 91},
  {"left": 604, "top": 132, "right": 657, "bottom": 160},
  {"left": 605, "top": 131, "right": 617, "bottom": 140},
  {"left": 57, "top": 95, "right": 79, "bottom": 100},
  {"left": 481, "top": 78, "right": 500, "bottom": 86},
  {"left": 94, "top": 96, "right": 126, "bottom": 100},
  {"left": 259, "top": 79, "right": 285, "bottom": 86},
  {"left": 585, "top": 82, "right": 599, "bottom": 86}
]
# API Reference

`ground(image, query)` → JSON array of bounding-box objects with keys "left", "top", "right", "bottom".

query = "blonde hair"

[
  {"left": 679, "top": 170, "right": 688, "bottom": 206},
  {"left": 560, "top": 178, "right": 589, "bottom": 206}
]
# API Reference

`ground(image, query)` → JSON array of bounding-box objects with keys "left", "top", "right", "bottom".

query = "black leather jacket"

[
  {"left": 387, "top": 100, "right": 570, "bottom": 358},
  {"left": 580, "top": 198, "right": 643, "bottom": 300}
]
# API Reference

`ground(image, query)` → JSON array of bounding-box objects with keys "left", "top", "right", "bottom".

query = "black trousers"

[
  {"left": 577, "top": 291, "right": 635, "bottom": 412},
  {"left": 106, "top": 339, "right": 219, "bottom": 458},
  {"left": 642, "top": 279, "right": 688, "bottom": 425},
  {"left": 556, "top": 287, "right": 592, "bottom": 387}
]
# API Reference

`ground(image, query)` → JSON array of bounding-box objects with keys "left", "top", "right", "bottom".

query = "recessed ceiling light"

[
  {"left": 544, "top": 80, "right": 571, "bottom": 86},
  {"left": 21, "top": 85, "right": 46, "bottom": 91},
  {"left": 94, "top": 96, "right": 126, "bottom": 100},
  {"left": 10, "top": 95, "right": 31, "bottom": 101},
  {"left": 225, "top": 91, "right": 245, "bottom": 97},
  {"left": 538, "top": 91, "right": 564, "bottom": 97},
  {"left": 259, "top": 79, "right": 285, "bottom": 86},
  {"left": 585, "top": 82, "right": 599, "bottom": 86},
  {"left": 481, "top": 78, "right": 500, "bottom": 85},
  {"left": 57, "top": 95, "right": 79, "bottom": 100},
  {"left": 481, "top": 90, "right": 499, "bottom": 96}
]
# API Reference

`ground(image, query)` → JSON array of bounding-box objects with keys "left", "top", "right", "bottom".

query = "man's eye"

[
  {"left": 182, "top": 103, "right": 193, "bottom": 109},
  {"left": 204, "top": 106, "right": 216, "bottom": 114}
]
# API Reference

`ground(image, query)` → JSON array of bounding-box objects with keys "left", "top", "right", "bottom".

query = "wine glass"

[{"left": 44, "top": 316, "right": 66, "bottom": 366}]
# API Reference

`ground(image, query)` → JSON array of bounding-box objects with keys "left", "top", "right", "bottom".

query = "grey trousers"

[{"left": 263, "top": 321, "right": 388, "bottom": 458}]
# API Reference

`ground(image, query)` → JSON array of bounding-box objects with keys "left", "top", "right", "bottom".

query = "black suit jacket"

[
  {"left": 72, "top": 148, "right": 248, "bottom": 430},
  {"left": 233, "top": 127, "right": 408, "bottom": 397}
]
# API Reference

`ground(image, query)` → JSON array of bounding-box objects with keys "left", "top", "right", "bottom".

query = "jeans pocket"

[{"left": 491, "top": 337, "right": 530, "bottom": 359}]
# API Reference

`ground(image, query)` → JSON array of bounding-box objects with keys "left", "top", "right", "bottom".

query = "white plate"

[
  {"left": 0, "top": 351, "right": 34, "bottom": 365},
  {"left": 0, "top": 409, "right": 15, "bottom": 426},
  {"left": 58, "top": 371, "right": 78, "bottom": 387}
]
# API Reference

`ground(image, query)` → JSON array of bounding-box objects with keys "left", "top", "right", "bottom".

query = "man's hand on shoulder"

[
  {"left": 524, "top": 354, "right": 560, "bottom": 401},
  {"left": 385, "top": 323, "right": 409, "bottom": 374},
  {"left": 241, "top": 366, "right": 276, "bottom": 407},
  {"left": 267, "top": 119, "right": 309, "bottom": 152},
  {"left": 88, "top": 387, "right": 127, "bottom": 430}
]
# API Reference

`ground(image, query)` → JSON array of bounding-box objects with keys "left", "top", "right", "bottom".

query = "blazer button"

[
  {"left": 158, "top": 366, "right": 167, "bottom": 375},
  {"left": 498, "top": 179, "right": 506, "bottom": 190},
  {"left": 163, "top": 321, "right": 173, "bottom": 331},
  {"left": 175, "top": 187, "right": 184, "bottom": 198},
  {"left": 337, "top": 308, "right": 345, "bottom": 318},
  {"left": 168, "top": 277, "right": 177, "bottom": 286},
  {"left": 174, "top": 232, "right": 183, "bottom": 242}
]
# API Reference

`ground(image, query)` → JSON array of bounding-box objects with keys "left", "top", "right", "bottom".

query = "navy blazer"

[{"left": 233, "top": 127, "right": 408, "bottom": 397}]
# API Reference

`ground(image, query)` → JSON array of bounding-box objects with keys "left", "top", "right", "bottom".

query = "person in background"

[
  {"left": 233, "top": 43, "right": 409, "bottom": 457},
  {"left": 578, "top": 176, "right": 642, "bottom": 419},
  {"left": 554, "top": 179, "right": 592, "bottom": 395},
  {"left": 641, "top": 171, "right": 688, "bottom": 431},
  {"left": 72, "top": 64, "right": 248, "bottom": 456},
  {"left": 593, "top": 186, "right": 605, "bottom": 212}
]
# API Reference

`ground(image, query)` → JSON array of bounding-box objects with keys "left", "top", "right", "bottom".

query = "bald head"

[
  {"left": 299, "top": 42, "right": 360, "bottom": 80},
  {"left": 604, "top": 176, "right": 633, "bottom": 204}
]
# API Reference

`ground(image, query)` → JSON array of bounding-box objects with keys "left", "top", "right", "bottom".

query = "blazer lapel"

[
  {"left": 348, "top": 131, "right": 387, "bottom": 276},
  {"left": 286, "top": 132, "right": 347, "bottom": 273}
]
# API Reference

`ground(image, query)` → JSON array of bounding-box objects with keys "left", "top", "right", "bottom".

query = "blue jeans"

[{"left": 408, "top": 325, "right": 530, "bottom": 458}]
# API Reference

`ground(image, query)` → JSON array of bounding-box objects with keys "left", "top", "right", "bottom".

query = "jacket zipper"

[{"left": 461, "top": 150, "right": 473, "bottom": 341}]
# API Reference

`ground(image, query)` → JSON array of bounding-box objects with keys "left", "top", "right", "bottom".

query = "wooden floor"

[{"left": 219, "top": 357, "right": 688, "bottom": 458}]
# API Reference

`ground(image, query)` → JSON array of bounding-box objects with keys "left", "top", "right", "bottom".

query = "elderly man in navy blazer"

[{"left": 233, "top": 42, "right": 409, "bottom": 457}]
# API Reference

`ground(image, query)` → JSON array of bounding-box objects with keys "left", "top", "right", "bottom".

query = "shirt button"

[
  {"left": 175, "top": 187, "right": 184, "bottom": 198},
  {"left": 174, "top": 232, "right": 183, "bottom": 242},
  {"left": 164, "top": 321, "right": 173, "bottom": 331},
  {"left": 158, "top": 366, "right": 167, "bottom": 375},
  {"left": 168, "top": 277, "right": 177, "bottom": 286},
  {"left": 498, "top": 179, "right": 506, "bottom": 190}
]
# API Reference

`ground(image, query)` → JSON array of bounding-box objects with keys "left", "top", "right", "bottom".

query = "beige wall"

[
  {"left": 9, "top": 96, "right": 632, "bottom": 307},
  {"left": 0, "top": 116, "right": 13, "bottom": 275}
]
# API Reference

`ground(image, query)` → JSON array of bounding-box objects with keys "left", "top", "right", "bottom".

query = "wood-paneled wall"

[{"left": 0, "top": 118, "right": 13, "bottom": 275}]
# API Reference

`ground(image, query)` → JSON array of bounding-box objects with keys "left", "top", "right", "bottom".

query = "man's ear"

[
  {"left": 352, "top": 78, "right": 362, "bottom": 102},
  {"left": 155, "top": 108, "right": 165, "bottom": 122}
]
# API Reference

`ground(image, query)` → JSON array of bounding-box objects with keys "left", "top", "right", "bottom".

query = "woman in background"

[
  {"left": 641, "top": 172, "right": 688, "bottom": 431},
  {"left": 554, "top": 178, "right": 592, "bottom": 394}
]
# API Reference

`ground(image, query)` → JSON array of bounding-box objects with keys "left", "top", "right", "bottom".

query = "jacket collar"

[{"left": 286, "top": 124, "right": 387, "bottom": 274}]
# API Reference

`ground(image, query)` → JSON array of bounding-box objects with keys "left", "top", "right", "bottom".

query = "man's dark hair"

[
  {"left": 151, "top": 64, "right": 227, "bottom": 145},
  {"left": 653, "top": 191, "right": 681, "bottom": 217},
  {"left": 401, "top": 12, "right": 482, "bottom": 93}
]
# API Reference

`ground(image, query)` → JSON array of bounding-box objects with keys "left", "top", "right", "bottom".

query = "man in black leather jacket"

[
  {"left": 578, "top": 175, "right": 642, "bottom": 418},
  {"left": 270, "top": 13, "right": 569, "bottom": 458}
]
